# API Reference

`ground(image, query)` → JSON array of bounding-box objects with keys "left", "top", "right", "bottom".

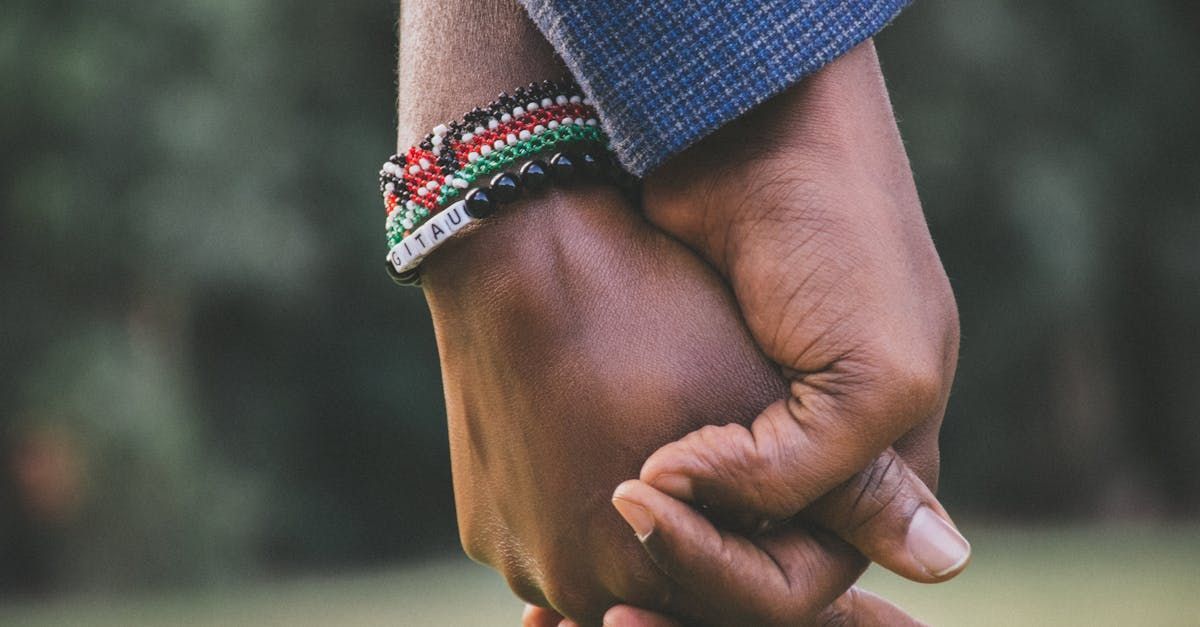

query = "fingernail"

[
  {"left": 612, "top": 497, "right": 655, "bottom": 541},
  {"left": 906, "top": 506, "right": 971, "bottom": 577},
  {"left": 649, "top": 473, "right": 694, "bottom": 502}
]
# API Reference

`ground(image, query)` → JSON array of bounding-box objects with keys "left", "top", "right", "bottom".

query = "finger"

[
  {"left": 603, "top": 605, "right": 683, "bottom": 627},
  {"left": 523, "top": 604, "right": 564, "bottom": 627},
  {"left": 611, "top": 480, "right": 865, "bottom": 625},
  {"left": 813, "top": 587, "right": 927, "bottom": 626},
  {"left": 640, "top": 373, "right": 940, "bottom": 523},
  {"left": 804, "top": 447, "right": 970, "bottom": 582}
]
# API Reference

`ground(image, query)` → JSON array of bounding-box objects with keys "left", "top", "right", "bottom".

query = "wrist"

[
  {"left": 643, "top": 40, "right": 900, "bottom": 274},
  {"left": 420, "top": 186, "right": 644, "bottom": 321},
  {"left": 397, "top": 0, "right": 566, "bottom": 147}
]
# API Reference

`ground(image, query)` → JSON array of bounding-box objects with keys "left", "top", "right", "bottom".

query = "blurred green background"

[{"left": 1, "top": 0, "right": 1197, "bottom": 624}]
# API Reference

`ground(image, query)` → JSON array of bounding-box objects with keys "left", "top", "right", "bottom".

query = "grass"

[{"left": 1, "top": 524, "right": 1197, "bottom": 626}]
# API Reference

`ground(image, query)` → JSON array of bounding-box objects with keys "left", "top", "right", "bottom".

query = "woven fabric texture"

[{"left": 518, "top": 0, "right": 911, "bottom": 176}]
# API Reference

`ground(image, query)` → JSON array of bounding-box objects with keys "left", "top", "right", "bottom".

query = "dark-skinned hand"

[
  {"left": 400, "top": 3, "right": 967, "bottom": 625},
  {"left": 591, "top": 41, "right": 968, "bottom": 626}
]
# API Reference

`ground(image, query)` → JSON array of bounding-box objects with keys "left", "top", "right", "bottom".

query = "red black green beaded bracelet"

[
  {"left": 379, "top": 78, "right": 631, "bottom": 286},
  {"left": 381, "top": 78, "right": 603, "bottom": 240}
]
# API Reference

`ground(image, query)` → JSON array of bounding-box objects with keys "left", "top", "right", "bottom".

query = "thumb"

[
  {"left": 610, "top": 480, "right": 868, "bottom": 625},
  {"left": 804, "top": 448, "right": 971, "bottom": 582},
  {"left": 644, "top": 422, "right": 971, "bottom": 583}
]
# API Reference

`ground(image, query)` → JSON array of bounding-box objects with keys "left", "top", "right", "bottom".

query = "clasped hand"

[{"left": 423, "top": 42, "right": 967, "bottom": 627}]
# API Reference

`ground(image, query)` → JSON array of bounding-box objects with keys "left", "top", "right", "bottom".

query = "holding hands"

[
  {"left": 519, "top": 42, "right": 967, "bottom": 627},
  {"left": 398, "top": 2, "right": 968, "bottom": 624}
]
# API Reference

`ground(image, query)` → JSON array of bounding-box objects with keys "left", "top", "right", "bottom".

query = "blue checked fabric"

[{"left": 517, "top": 0, "right": 911, "bottom": 176}]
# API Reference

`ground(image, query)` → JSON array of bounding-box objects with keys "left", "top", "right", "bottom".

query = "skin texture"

[
  {"left": 399, "top": 2, "right": 967, "bottom": 625},
  {"left": 425, "top": 187, "right": 787, "bottom": 623},
  {"left": 595, "top": 41, "right": 968, "bottom": 624}
]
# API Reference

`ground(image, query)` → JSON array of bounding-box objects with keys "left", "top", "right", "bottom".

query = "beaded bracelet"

[{"left": 379, "top": 78, "right": 629, "bottom": 286}]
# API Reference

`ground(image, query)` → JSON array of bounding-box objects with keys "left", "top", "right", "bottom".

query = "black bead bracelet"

[{"left": 385, "top": 144, "right": 635, "bottom": 287}]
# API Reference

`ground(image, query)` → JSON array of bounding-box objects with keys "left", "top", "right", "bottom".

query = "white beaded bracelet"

[{"left": 386, "top": 199, "right": 475, "bottom": 275}]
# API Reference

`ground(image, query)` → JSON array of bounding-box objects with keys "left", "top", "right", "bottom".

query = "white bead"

[
  {"left": 561, "top": 117, "right": 574, "bottom": 125},
  {"left": 408, "top": 165, "right": 420, "bottom": 174},
  {"left": 389, "top": 199, "right": 475, "bottom": 273},
  {"left": 500, "top": 113, "right": 512, "bottom": 123},
  {"left": 569, "top": 95, "right": 582, "bottom": 104},
  {"left": 582, "top": 97, "right": 593, "bottom": 105},
  {"left": 474, "top": 126, "right": 485, "bottom": 134},
  {"left": 518, "top": 130, "right": 532, "bottom": 140},
  {"left": 432, "top": 145, "right": 442, "bottom": 156},
  {"left": 541, "top": 98, "right": 553, "bottom": 107},
  {"left": 555, "top": 95, "right": 568, "bottom": 105},
  {"left": 453, "top": 178, "right": 469, "bottom": 189},
  {"left": 385, "top": 182, "right": 395, "bottom": 191},
  {"left": 443, "top": 175, "right": 453, "bottom": 184},
  {"left": 488, "top": 118, "right": 500, "bottom": 129},
  {"left": 426, "top": 181, "right": 438, "bottom": 190},
  {"left": 547, "top": 120, "right": 559, "bottom": 129},
  {"left": 506, "top": 133, "right": 518, "bottom": 145},
  {"left": 480, "top": 145, "right": 492, "bottom": 156},
  {"left": 417, "top": 187, "right": 428, "bottom": 196},
  {"left": 493, "top": 139, "right": 505, "bottom": 150},
  {"left": 461, "top": 132, "right": 474, "bottom": 143},
  {"left": 533, "top": 124, "right": 546, "bottom": 134},
  {"left": 513, "top": 106, "right": 526, "bottom": 118},
  {"left": 401, "top": 217, "right": 413, "bottom": 229},
  {"left": 526, "top": 102, "right": 538, "bottom": 111},
  {"left": 586, "top": 118, "right": 598, "bottom": 126},
  {"left": 431, "top": 135, "right": 443, "bottom": 146},
  {"left": 432, "top": 124, "right": 449, "bottom": 136},
  {"left": 406, "top": 200, "right": 418, "bottom": 210},
  {"left": 414, "top": 221, "right": 436, "bottom": 249},
  {"left": 468, "top": 152, "right": 480, "bottom": 162},
  {"left": 419, "top": 158, "right": 431, "bottom": 169}
]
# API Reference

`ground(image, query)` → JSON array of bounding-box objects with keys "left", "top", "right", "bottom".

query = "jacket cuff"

[{"left": 519, "top": 0, "right": 911, "bottom": 176}]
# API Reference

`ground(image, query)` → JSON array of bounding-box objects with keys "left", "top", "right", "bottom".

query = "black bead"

[
  {"left": 464, "top": 187, "right": 495, "bottom": 218},
  {"left": 385, "top": 261, "right": 421, "bottom": 286},
  {"left": 579, "top": 151, "right": 603, "bottom": 178},
  {"left": 519, "top": 160, "right": 549, "bottom": 191},
  {"left": 489, "top": 172, "right": 521, "bottom": 203},
  {"left": 549, "top": 152, "right": 578, "bottom": 182}
]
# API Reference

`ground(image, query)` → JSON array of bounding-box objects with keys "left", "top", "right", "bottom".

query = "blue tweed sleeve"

[{"left": 517, "top": 0, "right": 911, "bottom": 176}]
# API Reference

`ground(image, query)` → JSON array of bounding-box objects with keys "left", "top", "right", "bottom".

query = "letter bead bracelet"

[{"left": 378, "top": 78, "right": 630, "bottom": 286}]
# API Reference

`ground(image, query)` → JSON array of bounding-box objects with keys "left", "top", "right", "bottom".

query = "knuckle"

[
  {"left": 685, "top": 423, "right": 763, "bottom": 479},
  {"left": 540, "top": 579, "right": 610, "bottom": 626},
  {"left": 457, "top": 522, "right": 492, "bottom": 567},
  {"left": 814, "top": 588, "right": 861, "bottom": 627},
  {"left": 869, "top": 346, "right": 946, "bottom": 426},
  {"left": 840, "top": 450, "right": 908, "bottom": 534},
  {"left": 504, "top": 571, "right": 548, "bottom": 609}
]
